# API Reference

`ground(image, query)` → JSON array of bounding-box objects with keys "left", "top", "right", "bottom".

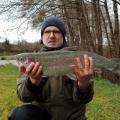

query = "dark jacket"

[{"left": 17, "top": 47, "right": 94, "bottom": 120}]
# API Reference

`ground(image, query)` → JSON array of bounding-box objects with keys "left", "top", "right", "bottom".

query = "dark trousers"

[{"left": 8, "top": 104, "right": 51, "bottom": 120}]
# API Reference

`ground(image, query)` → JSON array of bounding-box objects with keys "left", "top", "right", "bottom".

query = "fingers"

[
  {"left": 25, "top": 62, "right": 35, "bottom": 75},
  {"left": 84, "top": 54, "right": 90, "bottom": 70},
  {"left": 30, "top": 62, "right": 43, "bottom": 78},
  {"left": 73, "top": 54, "right": 94, "bottom": 76},
  {"left": 89, "top": 56, "right": 94, "bottom": 74},
  {"left": 19, "top": 62, "right": 43, "bottom": 79},
  {"left": 75, "top": 55, "right": 90, "bottom": 69},
  {"left": 73, "top": 55, "right": 94, "bottom": 89},
  {"left": 72, "top": 57, "right": 84, "bottom": 78},
  {"left": 36, "top": 65, "right": 43, "bottom": 77},
  {"left": 30, "top": 62, "right": 40, "bottom": 76},
  {"left": 19, "top": 63, "right": 26, "bottom": 73},
  {"left": 83, "top": 54, "right": 94, "bottom": 73},
  {"left": 76, "top": 57, "right": 83, "bottom": 69}
]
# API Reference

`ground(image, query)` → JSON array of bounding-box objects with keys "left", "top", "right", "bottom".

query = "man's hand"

[
  {"left": 19, "top": 62, "right": 43, "bottom": 86},
  {"left": 73, "top": 54, "right": 94, "bottom": 90}
]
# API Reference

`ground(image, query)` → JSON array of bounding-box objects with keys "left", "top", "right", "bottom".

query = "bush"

[{"left": 1, "top": 57, "right": 6, "bottom": 60}]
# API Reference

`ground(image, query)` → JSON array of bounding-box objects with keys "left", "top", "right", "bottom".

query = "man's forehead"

[{"left": 44, "top": 26, "right": 60, "bottom": 31}]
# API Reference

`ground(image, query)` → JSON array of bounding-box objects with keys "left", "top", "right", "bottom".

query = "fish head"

[{"left": 15, "top": 53, "right": 35, "bottom": 67}]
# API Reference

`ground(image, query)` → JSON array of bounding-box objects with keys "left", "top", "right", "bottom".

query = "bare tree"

[
  {"left": 112, "top": 1, "right": 120, "bottom": 57},
  {"left": 0, "top": 0, "right": 120, "bottom": 57}
]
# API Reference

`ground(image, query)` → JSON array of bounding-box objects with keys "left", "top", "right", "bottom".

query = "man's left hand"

[{"left": 73, "top": 54, "right": 94, "bottom": 90}]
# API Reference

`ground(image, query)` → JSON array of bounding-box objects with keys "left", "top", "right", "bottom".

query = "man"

[{"left": 8, "top": 16, "right": 94, "bottom": 120}]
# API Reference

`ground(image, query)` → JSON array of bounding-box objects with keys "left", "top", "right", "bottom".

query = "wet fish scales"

[{"left": 15, "top": 50, "right": 118, "bottom": 76}]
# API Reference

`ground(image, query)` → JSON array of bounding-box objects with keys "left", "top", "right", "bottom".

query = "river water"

[{"left": 0, "top": 60, "right": 18, "bottom": 66}]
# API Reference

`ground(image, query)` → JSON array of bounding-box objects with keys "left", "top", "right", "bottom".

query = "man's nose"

[{"left": 49, "top": 32, "right": 55, "bottom": 37}]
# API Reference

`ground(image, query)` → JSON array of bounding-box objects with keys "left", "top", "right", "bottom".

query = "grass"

[
  {"left": 0, "top": 65, "right": 120, "bottom": 120},
  {"left": 86, "top": 78, "right": 120, "bottom": 120},
  {"left": 0, "top": 65, "right": 22, "bottom": 120}
]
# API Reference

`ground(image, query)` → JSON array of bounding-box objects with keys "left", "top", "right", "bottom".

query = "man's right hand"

[{"left": 19, "top": 62, "right": 43, "bottom": 86}]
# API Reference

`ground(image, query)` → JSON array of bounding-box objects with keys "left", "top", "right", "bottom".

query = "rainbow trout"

[{"left": 16, "top": 50, "right": 119, "bottom": 76}]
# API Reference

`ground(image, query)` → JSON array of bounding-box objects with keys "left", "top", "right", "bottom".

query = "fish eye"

[{"left": 20, "top": 57, "right": 24, "bottom": 61}]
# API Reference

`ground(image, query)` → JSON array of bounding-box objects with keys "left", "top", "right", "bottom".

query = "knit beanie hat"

[{"left": 41, "top": 16, "right": 66, "bottom": 40}]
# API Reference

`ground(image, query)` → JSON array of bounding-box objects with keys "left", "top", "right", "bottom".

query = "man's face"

[{"left": 42, "top": 26, "right": 64, "bottom": 48}]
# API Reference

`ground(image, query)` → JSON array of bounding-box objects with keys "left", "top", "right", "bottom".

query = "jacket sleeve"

[
  {"left": 67, "top": 73, "right": 94, "bottom": 104},
  {"left": 73, "top": 81, "right": 94, "bottom": 104},
  {"left": 17, "top": 74, "right": 44, "bottom": 102}
]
